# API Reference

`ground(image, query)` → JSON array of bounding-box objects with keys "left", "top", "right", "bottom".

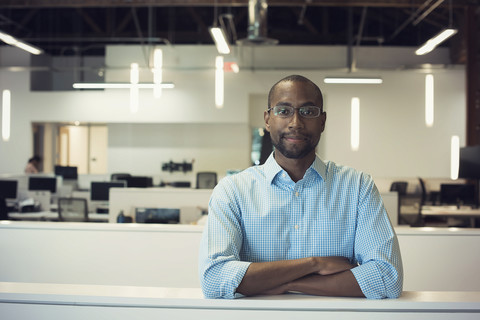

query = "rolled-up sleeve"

[
  {"left": 350, "top": 174, "right": 403, "bottom": 299},
  {"left": 198, "top": 179, "right": 251, "bottom": 299}
]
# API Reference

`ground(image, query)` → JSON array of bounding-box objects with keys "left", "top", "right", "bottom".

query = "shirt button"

[
  {"left": 295, "top": 225, "right": 299, "bottom": 230},
  {"left": 295, "top": 192, "right": 299, "bottom": 197}
]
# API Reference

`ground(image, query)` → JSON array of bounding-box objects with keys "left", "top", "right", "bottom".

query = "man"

[
  {"left": 24, "top": 155, "right": 41, "bottom": 174},
  {"left": 199, "top": 75, "right": 403, "bottom": 299}
]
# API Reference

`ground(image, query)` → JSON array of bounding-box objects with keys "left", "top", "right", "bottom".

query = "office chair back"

[
  {"left": 196, "top": 172, "right": 217, "bottom": 189},
  {"left": 58, "top": 197, "right": 88, "bottom": 222},
  {"left": 390, "top": 181, "right": 408, "bottom": 195}
]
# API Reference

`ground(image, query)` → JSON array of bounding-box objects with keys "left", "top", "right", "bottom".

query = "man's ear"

[
  {"left": 320, "top": 112, "right": 327, "bottom": 133},
  {"left": 264, "top": 110, "right": 271, "bottom": 132}
]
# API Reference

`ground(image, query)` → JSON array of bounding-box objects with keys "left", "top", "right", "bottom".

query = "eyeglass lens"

[{"left": 272, "top": 105, "right": 321, "bottom": 118}]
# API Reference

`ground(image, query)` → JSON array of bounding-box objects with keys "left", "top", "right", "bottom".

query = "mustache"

[{"left": 280, "top": 132, "right": 310, "bottom": 140}]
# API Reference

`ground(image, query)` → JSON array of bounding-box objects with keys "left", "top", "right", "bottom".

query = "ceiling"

[{"left": 0, "top": 0, "right": 478, "bottom": 63}]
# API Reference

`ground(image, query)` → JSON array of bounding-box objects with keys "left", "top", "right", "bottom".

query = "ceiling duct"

[{"left": 237, "top": 0, "right": 278, "bottom": 46}]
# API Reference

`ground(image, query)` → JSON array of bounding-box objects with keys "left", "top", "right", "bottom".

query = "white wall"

[{"left": 0, "top": 45, "right": 465, "bottom": 180}]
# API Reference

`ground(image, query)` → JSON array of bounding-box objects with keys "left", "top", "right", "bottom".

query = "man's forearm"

[
  {"left": 286, "top": 270, "right": 364, "bottom": 297},
  {"left": 236, "top": 256, "right": 356, "bottom": 297},
  {"left": 236, "top": 257, "right": 318, "bottom": 296}
]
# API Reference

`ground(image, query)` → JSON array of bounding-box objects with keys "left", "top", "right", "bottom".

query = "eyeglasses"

[{"left": 267, "top": 105, "right": 322, "bottom": 119}]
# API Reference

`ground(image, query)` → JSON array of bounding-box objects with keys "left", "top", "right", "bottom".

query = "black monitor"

[
  {"left": 90, "top": 181, "right": 126, "bottom": 201},
  {"left": 126, "top": 176, "right": 153, "bottom": 188},
  {"left": 54, "top": 165, "right": 78, "bottom": 180},
  {"left": 0, "top": 180, "right": 18, "bottom": 199},
  {"left": 0, "top": 180, "right": 17, "bottom": 220},
  {"left": 458, "top": 145, "right": 480, "bottom": 179},
  {"left": 440, "top": 184, "right": 476, "bottom": 206},
  {"left": 28, "top": 177, "right": 57, "bottom": 193},
  {"left": 135, "top": 208, "right": 180, "bottom": 224}
]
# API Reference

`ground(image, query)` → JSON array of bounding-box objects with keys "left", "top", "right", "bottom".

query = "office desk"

[
  {"left": 7, "top": 211, "right": 109, "bottom": 222},
  {"left": 1, "top": 282, "right": 479, "bottom": 320},
  {"left": 421, "top": 206, "right": 480, "bottom": 227}
]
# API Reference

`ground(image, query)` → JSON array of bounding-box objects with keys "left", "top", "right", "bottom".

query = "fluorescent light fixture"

[
  {"left": 130, "top": 63, "right": 139, "bottom": 113},
  {"left": 415, "top": 28, "right": 457, "bottom": 55},
  {"left": 450, "top": 135, "right": 460, "bottom": 180},
  {"left": 0, "top": 31, "right": 43, "bottom": 55},
  {"left": 2, "top": 90, "right": 10, "bottom": 141},
  {"left": 351, "top": 97, "right": 360, "bottom": 151},
  {"left": 209, "top": 27, "right": 231, "bottom": 54},
  {"left": 425, "top": 74, "right": 434, "bottom": 127},
  {"left": 324, "top": 77, "right": 383, "bottom": 84},
  {"left": 72, "top": 83, "right": 175, "bottom": 89},
  {"left": 215, "top": 56, "right": 224, "bottom": 108},
  {"left": 153, "top": 48, "right": 163, "bottom": 98}
]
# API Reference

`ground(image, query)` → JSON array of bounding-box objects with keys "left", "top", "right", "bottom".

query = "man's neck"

[{"left": 274, "top": 152, "right": 315, "bottom": 183}]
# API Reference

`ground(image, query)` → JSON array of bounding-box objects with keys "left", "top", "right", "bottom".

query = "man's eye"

[{"left": 276, "top": 107, "right": 291, "bottom": 115}]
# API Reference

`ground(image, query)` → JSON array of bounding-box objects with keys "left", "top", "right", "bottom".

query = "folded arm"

[{"left": 236, "top": 256, "right": 364, "bottom": 297}]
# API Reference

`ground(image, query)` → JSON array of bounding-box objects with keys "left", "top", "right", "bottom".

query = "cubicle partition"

[
  {"left": 1, "top": 221, "right": 480, "bottom": 292},
  {"left": 108, "top": 188, "right": 213, "bottom": 223}
]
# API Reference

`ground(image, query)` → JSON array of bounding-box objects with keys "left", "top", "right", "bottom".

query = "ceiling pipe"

[{"left": 237, "top": 0, "right": 278, "bottom": 45}]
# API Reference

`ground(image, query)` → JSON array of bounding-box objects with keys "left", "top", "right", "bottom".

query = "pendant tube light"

[
  {"left": 0, "top": 31, "right": 43, "bottom": 55},
  {"left": 209, "top": 27, "right": 231, "bottom": 54},
  {"left": 351, "top": 97, "right": 360, "bottom": 151},
  {"left": 415, "top": 28, "right": 457, "bottom": 56},
  {"left": 2, "top": 90, "right": 10, "bottom": 141},
  {"left": 73, "top": 83, "right": 175, "bottom": 89},
  {"left": 130, "top": 63, "right": 139, "bottom": 113},
  {"left": 425, "top": 74, "right": 434, "bottom": 127},
  {"left": 215, "top": 56, "right": 224, "bottom": 108},
  {"left": 153, "top": 48, "right": 163, "bottom": 98},
  {"left": 324, "top": 77, "right": 382, "bottom": 84},
  {"left": 450, "top": 135, "right": 460, "bottom": 180}
]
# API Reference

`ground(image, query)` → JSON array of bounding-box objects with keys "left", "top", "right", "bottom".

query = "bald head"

[{"left": 268, "top": 75, "right": 324, "bottom": 112}]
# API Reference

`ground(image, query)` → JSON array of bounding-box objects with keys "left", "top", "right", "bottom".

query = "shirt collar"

[{"left": 264, "top": 152, "right": 327, "bottom": 184}]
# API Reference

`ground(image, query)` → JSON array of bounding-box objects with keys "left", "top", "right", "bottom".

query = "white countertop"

[{"left": 1, "top": 282, "right": 480, "bottom": 312}]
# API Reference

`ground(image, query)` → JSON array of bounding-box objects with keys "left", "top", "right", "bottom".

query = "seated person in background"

[
  {"left": 24, "top": 155, "right": 41, "bottom": 174},
  {"left": 199, "top": 75, "right": 403, "bottom": 299}
]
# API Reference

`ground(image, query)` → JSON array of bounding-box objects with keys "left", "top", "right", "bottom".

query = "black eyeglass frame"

[{"left": 267, "top": 105, "right": 323, "bottom": 119}]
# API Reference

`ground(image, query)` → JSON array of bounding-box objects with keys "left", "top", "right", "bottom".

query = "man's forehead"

[{"left": 272, "top": 81, "right": 320, "bottom": 101}]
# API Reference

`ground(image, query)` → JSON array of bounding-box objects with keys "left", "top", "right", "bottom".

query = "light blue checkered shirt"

[{"left": 199, "top": 153, "right": 403, "bottom": 299}]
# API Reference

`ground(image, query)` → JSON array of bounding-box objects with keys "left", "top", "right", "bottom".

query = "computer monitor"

[
  {"left": 126, "top": 176, "right": 153, "bottom": 188},
  {"left": 0, "top": 180, "right": 17, "bottom": 220},
  {"left": 90, "top": 181, "right": 126, "bottom": 201},
  {"left": 135, "top": 208, "right": 180, "bottom": 224},
  {"left": 0, "top": 180, "right": 18, "bottom": 199},
  {"left": 440, "top": 184, "right": 476, "bottom": 206},
  {"left": 54, "top": 165, "right": 78, "bottom": 180},
  {"left": 458, "top": 145, "right": 480, "bottom": 179},
  {"left": 28, "top": 177, "right": 57, "bottom": 193}
]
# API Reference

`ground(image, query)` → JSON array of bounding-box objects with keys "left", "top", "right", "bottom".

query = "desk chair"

[
  {"left": 196, "top": 172, "right": 217, "bottom": 189},
  {"left": 390, "top": 181, "right": 408, "bottom": 225},
  {"left": 410, "top": 178, "right": 427, "bottom": 227},
  {"left": 58, "top": 197, "right": 89, "bottom": 222},
  {"left": 390, "top": 181, "right": 408, "bottom": 195}
]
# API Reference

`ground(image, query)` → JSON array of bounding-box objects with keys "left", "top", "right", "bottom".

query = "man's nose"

[{"left": 288, "top": 109, "right": 304, "bottom": 129}]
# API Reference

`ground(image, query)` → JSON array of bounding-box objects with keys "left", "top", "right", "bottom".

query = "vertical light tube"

[
  {"left": 450, "top": 135, "right": 460, "bottom": 180},
  {"left": 153, "top": 48, "right": 163, "bottom": 98},
  {"left": 2, "top": 90, "right": 11, "bottom": 141},
  {"left": 215, "top": 56, "right": 224, "bottom": 108},
  {"left": 425, "top": 74, "right": 434, "bottom": 127},
  {"left": 130, "top": 63, "right": 139, "bottom": 113},
  {"left": 351, "top": 97, "right": 360, "bottom": 151}
]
